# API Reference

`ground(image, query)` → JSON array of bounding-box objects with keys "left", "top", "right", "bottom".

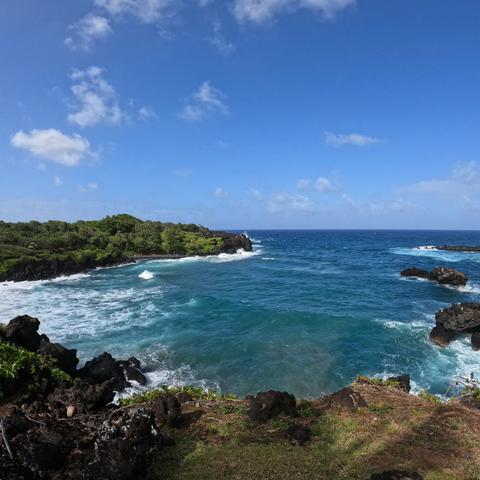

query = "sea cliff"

[{"left": 0, "top": 215, "right": 252, "bottom": 282}]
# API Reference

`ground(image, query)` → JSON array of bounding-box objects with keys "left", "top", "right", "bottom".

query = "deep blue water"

[{"left": 2, "top": 230, "right": 480, "bottom": 398}]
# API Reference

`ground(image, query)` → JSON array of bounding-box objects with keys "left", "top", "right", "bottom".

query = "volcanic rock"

[{"left": 246, "top": 390, "right": 297, "bottom": 423}]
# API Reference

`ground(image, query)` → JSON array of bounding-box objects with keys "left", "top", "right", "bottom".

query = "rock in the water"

[
  {"left": 4, "top": 315, "right": 42, "bottom": 351},
  {"left": 38, "top": 337, "right": 79, "bottom": 375},
  {"left": 400, "top": 268, "right": 431, "bottom": 280},
  {"left": 472, "top": 332, "right": 480, "bottom": 351},
  {"left": 79, "top": 352, "right": 147, "bottom": 390},
  {"left": 429, "top": 324, "right": 456, "bottom": 347},
  {"left": 285, "top": 424, "right": 311, "bottom": 446},
  {"left": 246, "top": 390, "right": 297, "bottom": 423},
  {"left": 435, "top": 303, "right": 480, "bottom": 332},
  {"left": 429, "top": 267, "right": 468, "bottom": 286},
  {"left": 370, "top": 471, "right": 424, "bottom": 480},
  {"left": 387, "top": 374, "right": 411, "bottom": 393},
  {"left": 400, "top": 267, "right": 467, "bottom": 286}
]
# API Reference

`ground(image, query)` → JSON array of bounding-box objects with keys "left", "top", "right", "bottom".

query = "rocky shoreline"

[
  {"left": 2, "top": 315, "right": 480, "bottom": 479},
  {"left": 2, "top": 232, "right": 252, "bottom": 283}
]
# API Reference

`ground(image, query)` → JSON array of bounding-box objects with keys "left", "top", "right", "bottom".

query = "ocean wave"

[
  {"left": 0, "top": 273, "right": 92, "bottom": 291},
  {"left": 391, "top": 246, "right": 480, "bottom": 263},
  {"left": 138, "top": 270, "right": 154, "bottom": 280},
  {"left": 261, "top": 257, "right": 275, "bottom": 261},
  {"left": 148, "top": 248, "right": 261, "bottom": 265}
]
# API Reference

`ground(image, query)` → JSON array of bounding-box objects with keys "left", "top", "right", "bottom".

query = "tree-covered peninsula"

[{"left": 0, "top": 214, "right": 252, "bottom": 282}]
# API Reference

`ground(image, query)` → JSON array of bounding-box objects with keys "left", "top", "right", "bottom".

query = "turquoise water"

[{"left": 2, "top": 230, "right": 480, "bottom": 398}]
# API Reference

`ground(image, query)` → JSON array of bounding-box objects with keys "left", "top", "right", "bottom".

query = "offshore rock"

[
  {"left": 401, "top": 267, "right": 468, "bottom": 286},
  {"left": 435, "top": 303, "right": 480, "bottom": 332}
]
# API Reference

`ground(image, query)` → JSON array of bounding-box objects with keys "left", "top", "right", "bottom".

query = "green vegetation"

[
  {"left": 0, "top": 342, "right": 69, "bottom": 381},
  {"left": 119, "top": 385, "right": 237, "bottom": 407},
  {"left": 418, "top": 390, "right": 443, "bottom": 404},
  {"left": 0, "top": 214, "right": 226, "bottom": 281},
  {"left": 147, "top": 384, "right": 480, "bottom": 480},
  {"left": 0, "top": 342, "right": 70, "bottom": 400},
  {"left": 356, "top": 375, "right": 401, "bottom": 388}
]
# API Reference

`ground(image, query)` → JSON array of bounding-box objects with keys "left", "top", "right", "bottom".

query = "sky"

[{"left": 1, "top": 0, "right": 480, "bottom": 229}]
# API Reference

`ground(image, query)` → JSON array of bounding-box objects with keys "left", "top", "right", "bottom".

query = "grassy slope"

[{"left": 148, "top": 382, "right": 480, "bottom": 480}]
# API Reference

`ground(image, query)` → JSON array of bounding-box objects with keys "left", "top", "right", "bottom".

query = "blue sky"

[{"left": 1, "top": 0, "right": 480, "bottom": 229}]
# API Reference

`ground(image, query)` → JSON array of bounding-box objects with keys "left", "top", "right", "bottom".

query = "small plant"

[
  {"left": 418, "top": 390, "right": 443, "bottom": 404},
  {"left": 297, "top": 401, "right": 322, "bottom": 418},
  {"left": 368, "top": 402, "right": 393, "bottom": 414},
  {"left": 271, "top": 418, "right": 289, "bottom": 430},
  {"left": 119, "top": 384, "right": 237, "bottom": 407},
  {"left": 0, "top": 342, "right": 69, "bottom": 381},
  {"left": 356, "top": 375, "right": 400, "bottom": 388}
]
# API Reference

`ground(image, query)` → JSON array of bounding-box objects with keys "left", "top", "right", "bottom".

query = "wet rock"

[
  {"left": 246, "top": 390, "right": 297, "bottom": 423},
  {"left": 401, "top": 267, "right": 467, "bottom": 286},
  {"left": 429, "top": 267, "right": 467, "bottom": 286},
  {"left": 38, "top": 337, "right": 78, "bottom": 375},
  {"left": 472, "top": 332, "right": 480, "bottom": 351},
  {"left": 285, "top": 424, "right": 311, "bottom": 446},
  {"left": 317, "top": 386, "right": 367, "bottom": 411},
  {"left": 387, "top": 374, "right": 411, "bottom": 393},
  {"left": 124, "top": 363, "right": 146, "bottom": 386},
  {"left": 436, "top": 303, "right": 480, "bottom": 331},
  {"left": 79, "top": 353, "right": 147, "bottom": 390},
  {"left": 400, "top": 268, "right": 430, "bottom": 280},
  {"left": 429, "top": 324, "right": 456, "bottom": 347},
  {"left": 4, "top": 315, "right": 42, "bottom": 351},
  {"left": 370, "top": 471, "right": 424, "bottom": 480}
]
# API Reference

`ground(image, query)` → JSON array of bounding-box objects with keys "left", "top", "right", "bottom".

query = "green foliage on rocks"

[
  {"left": 119, "top": 385, "right": 237, "bottom": 407},
  {"left": 0, "top": 214, "right": 225, "bottom": 281},
  {"left": 0, "top": 342, "right": 70, "bottom": 401}
]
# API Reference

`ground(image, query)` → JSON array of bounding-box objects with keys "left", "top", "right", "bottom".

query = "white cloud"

[
  {"left": 68, "top": 66, "right": 127, "bottom": 127},
  {"left": 94, "top": 0, "right": 173, "bottom": 24},
  {"left": 78, "top": 183, "right": 99, "bottom": 193},
  {"left": 179, "top": 81, "right": 229, "bottom": 121},
  {"left": 65, "top": 14, "right": 113, "bottom": 51},
  {"left": 138, "top": 105, "right": 158, "bottom": 120},
  {"left": 233, "top": 0, "right": 354, "bottom": 23},
  {"left": 248, "top": 188, "right": 315, "bottom": 214},
  {"left": 403, "top": 161, "right": 480, "bottom": 195},
  {"left": 325, "top": 131, "right": 382, "bottom": 147},
  {"left": 341, "top": 194, "right": 418, "bottom": 216},
  {"left": 11, "top": 129, "right": 92, "bottom": 167},
  {"left": 296, "top": 176, "right": 339, "bottom": 192},
  {"left": 214, "top": 187, "right": 228, "bottom": 197},
  {"left": 53, "top": 176, "right": 63, "bottom": 187},
  {"left": 209, "top": 21, "right": 235, "bottom": 55}
]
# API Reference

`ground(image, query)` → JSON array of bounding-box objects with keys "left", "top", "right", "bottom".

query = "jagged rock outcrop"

[
  {"left": 401, "top": 267, "right": 468, "bottom": 286},
  {"left": 0, "top": 315, "right": 178, "bottom": 479},
  {"left": 430, "top": 303, "right": 480, "bottom": 349},
  {"left": 246, "top": 390, "right": 297, "bottom": 423},
  {"left": 213, "top": 232, "right": 253, "bottom": 253}
]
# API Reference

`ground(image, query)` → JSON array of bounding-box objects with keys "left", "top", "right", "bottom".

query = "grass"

[
  {"left": 418, "top": 390, "right": 443, "bottom": 405},
  {"left": 146, "top": 381, "right": 480, "bottom": 480},
  {"left": 119, "top": 385, "right": 237, "bottom": 407}
]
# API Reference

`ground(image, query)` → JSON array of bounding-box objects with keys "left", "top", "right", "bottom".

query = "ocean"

[{"left": 2, "top": 230, "right": 480, "bottom": 398}]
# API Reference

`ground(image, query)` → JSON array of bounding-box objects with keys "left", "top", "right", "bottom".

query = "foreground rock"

[
  {"left": 246, "top": 390, "right": 297, "bottom": 423},
  {"left": 0, "top": 315, "right": 174, "bottom": 479},
  {"left": 430, "top": 303, "right": 480, "bottom": 349},
  {"left": 401, "top": 267, "right": 468, "bottom": 286}
]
